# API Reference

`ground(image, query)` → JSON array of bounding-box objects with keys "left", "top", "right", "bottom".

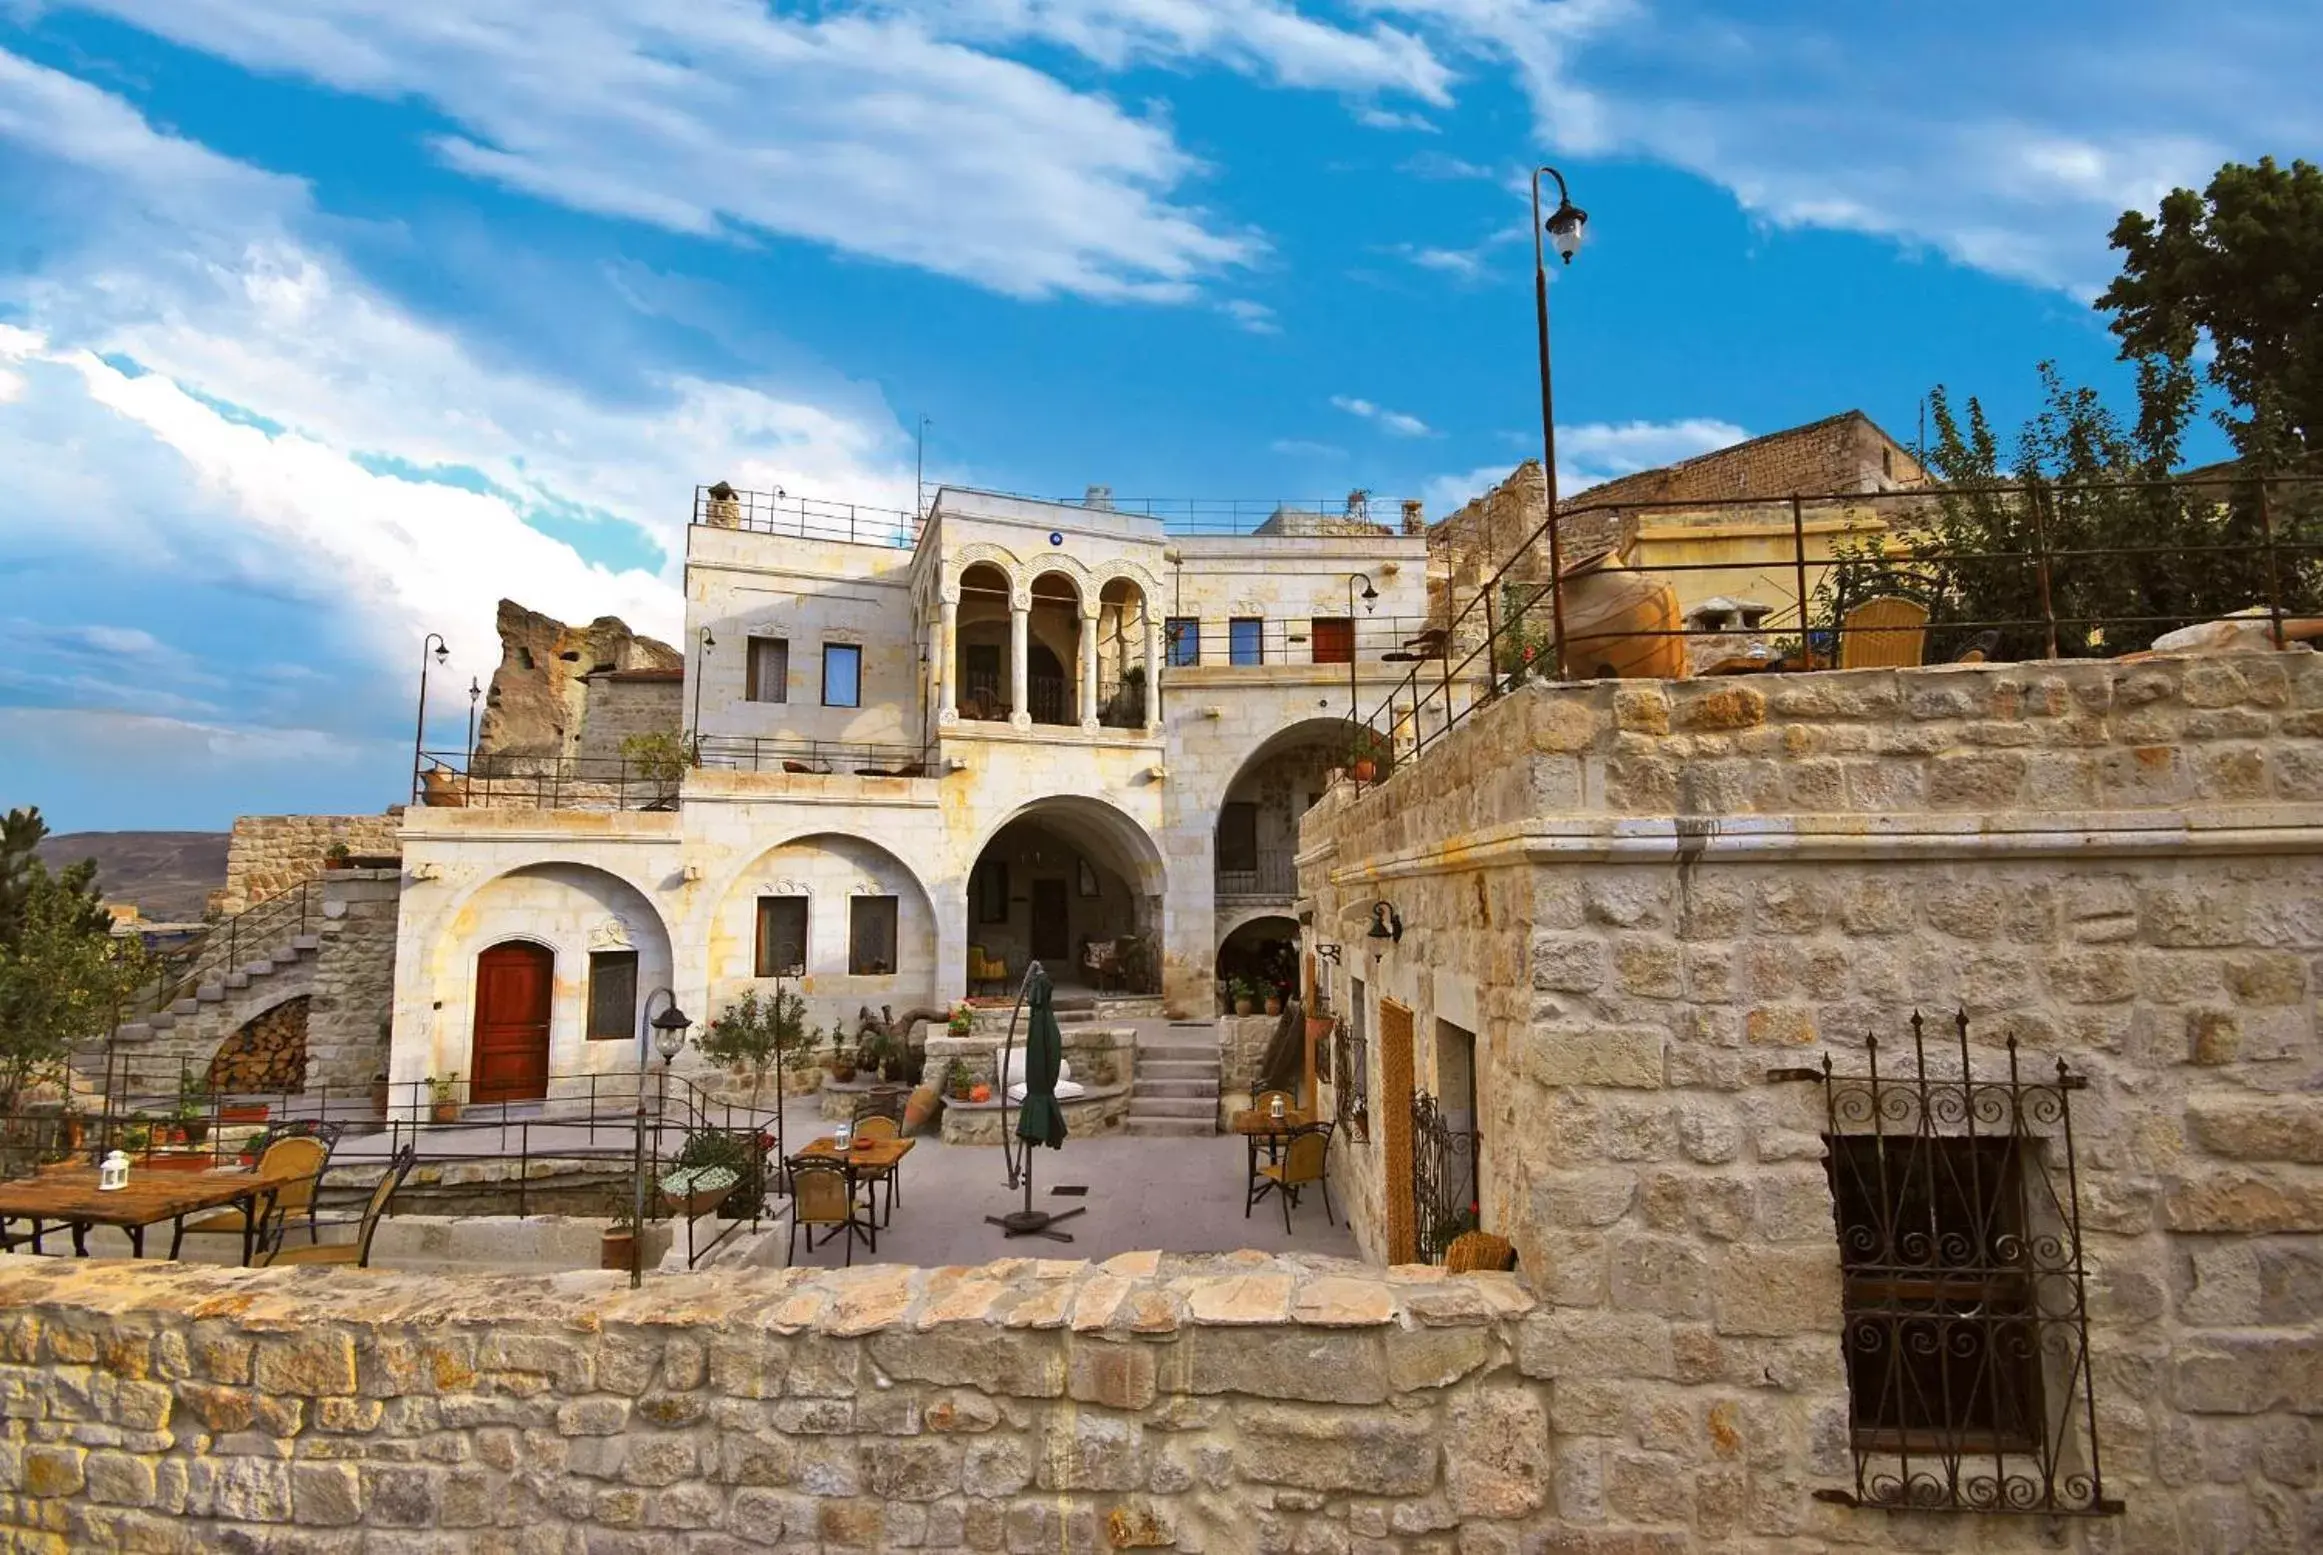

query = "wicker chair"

[
  {"left": 1838, "top": 596, "right": 1930, "bottom": 670},
  {"left": 967, "top": 945, "right": 1009, "bottom": 996},
  {"left": 1444, "top": 1230, "right": 1517, "bottom": 1273},
  {"left": 258, "top": 1145, "right": 415, "bottom": 1268},
  {"left": 786, "top": 1160, "right": 871, "bottom": 1266},
  {"left": 1251, "top": 1122, "right": 1335, "bottom": 1233},
  {"left": 178, "top": 1119, "right": 349, "bottom": 1254}
]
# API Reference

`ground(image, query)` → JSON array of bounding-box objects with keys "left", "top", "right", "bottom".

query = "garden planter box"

[
  {"left": 217, "top": 1104, "right": 268, "bottom": 1125},
  {"left": 657, "top": 1166, "right": 738, "bottom": 1219},
  {"left": 141, "top": 1151, "right": 215, "bottom": 1174}
]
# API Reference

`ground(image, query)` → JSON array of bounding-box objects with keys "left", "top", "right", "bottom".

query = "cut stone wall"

[
  {"left": 575, "top": 673, "right": 685, "bottom": 765},
  {"left": 210, "top": 813, "right": 404, "bottom": 917},
  {"left": 1298, "top": 651, "right": 2323, "bottom": 1553},
  {"left": 305, "top": 870, "right": 402, "bottom": 1094},
  {"left": 0, "top": 1252, "right": 1561, "bottom": 1552}
]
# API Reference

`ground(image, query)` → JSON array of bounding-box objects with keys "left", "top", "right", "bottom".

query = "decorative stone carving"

[{"left": 587, "top": 916, "right": 634, "bottom": 952}]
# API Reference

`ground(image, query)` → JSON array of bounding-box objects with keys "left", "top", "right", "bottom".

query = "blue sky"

[{"left": 1, "top": 1, "right": 2313, "bottom": 832}]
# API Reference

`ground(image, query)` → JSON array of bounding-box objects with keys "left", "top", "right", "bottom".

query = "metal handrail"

[{"left": 1347, "top": 473, "right": 2323, "bottom": 782}]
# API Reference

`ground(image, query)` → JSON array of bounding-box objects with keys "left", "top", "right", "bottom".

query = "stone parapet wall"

[
  {"left": 1299, "top": 652, "right": 2323, "bottom": 1553},
  {"left": 0, "top": 1252, "right": 1567, "bottom": 1552},
  {"left": 305, "top": 870, "right": 402, "bottom": 1093},
  {"left": 211, "top": 813, "right": 404, "bottom": 916}
]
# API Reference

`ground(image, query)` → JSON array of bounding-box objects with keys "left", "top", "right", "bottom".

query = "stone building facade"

[
  {"left": 207, "top": 812, "right": 404, "bottom": 917},
  {"left": 385, "top": 485, "right": 1467, "bottom": 1107},
  {"left": 1298, "top": 650, "right": 2323, "bottom": 1552}
]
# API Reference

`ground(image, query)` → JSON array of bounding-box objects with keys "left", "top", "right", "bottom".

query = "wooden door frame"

[
  {"left": 1377, "top": 997, "right": 1417, "bottom": 1265},
  {"left": 471, "top": 940, "right": 554, "bottom": 1105}
]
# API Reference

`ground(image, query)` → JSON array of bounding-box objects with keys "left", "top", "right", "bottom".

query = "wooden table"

[
  {"left": 0, "top": 1165, "right": 297, "bottom": 1265},
  {"left": 792, "top": 1137, "right": 915, "bottom": 1243}
]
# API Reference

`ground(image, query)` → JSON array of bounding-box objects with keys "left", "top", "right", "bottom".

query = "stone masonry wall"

[
  {"left": 1299, "top": 652, "right": 2323, "bottom": 1553},
  {"left": 0, "top": 1253, "right": 1562, "bottom": 1553},
  {"left": 211, "top": 813, "right": 404, "bottom": 917},
  {"left": 305, "top": 870, "right": 402, "bottom": 1093}
]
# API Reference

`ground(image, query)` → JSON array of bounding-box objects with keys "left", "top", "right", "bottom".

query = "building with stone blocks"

[
  {"left": 1297, "top": 650, "right": 2323, "bottom": 1551},
  {"left": 386, "top": 484, "right": 1463, "bottom": 1108},
  {"left": 206, "top": 811, "right": 404, "bottom": 916},
  {"left": 1430, "top": 411, "right": 1930, "bottom": 645}
]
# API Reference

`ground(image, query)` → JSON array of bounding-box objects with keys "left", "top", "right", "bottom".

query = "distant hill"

[{"left": 35, "top": 831, "right": 229, "bottom": 924}]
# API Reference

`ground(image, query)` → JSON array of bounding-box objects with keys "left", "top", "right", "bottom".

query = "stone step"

[
  {"left": 113, "top": 1022, "right": 155, "bottom": 1044},
  {"left": 1125, "top": 1097, "right": 1213, "bottom": 1120},
  {"left": 224, "top": 971, "right": 251, "bottom": 990},
  {"left": 1125, "top": 1118, "right": 1215, "bottom": 1137},
  {"left": 1136, "top": 1044, "right": 1219, "bottom": 1064},
  {"left": 1133, "top": 1079, "right": 1218, "bottom": 1099},
  {"left": 146, "top": 1012, "right": 177, "bottom": 1032},
  {"left": 291, "top": 935, "right": 321, "bottom": 954},
  {"left": 1138, "top": 1057, "right": 1219, "bottom": 1077},
  {"left": 242, "top": 958, "right": 276, "bottom": 978},
  {"left": 195, "top": 985, "right": 225, "bottom": 1005}
]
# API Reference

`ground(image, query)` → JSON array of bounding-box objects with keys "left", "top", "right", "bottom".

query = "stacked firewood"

[{"left": 204, "top": 996, "right": 310, "bottom": 1094}]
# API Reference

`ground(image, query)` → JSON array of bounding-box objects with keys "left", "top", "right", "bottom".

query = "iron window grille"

[
  {"left": 1333, "top": 1013, "right": 1368, "bottom": 1143},
  {"left": 1795, "top": 1012, "right": 2120, "bottom": 1518},
  {"left": 1411, "top": 1090, "right": 1477, "bottom": 1264},
  {"left": 584, "top": 950, "right": 638, "bottom": 1041},
  {"left": 848, "top": 895, "right": 898, "bottom": 975},
  {"left": 754, "top": 897, "right": 808, "bottom": 979}
]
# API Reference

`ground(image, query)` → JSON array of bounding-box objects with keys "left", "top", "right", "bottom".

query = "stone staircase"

[
  {"left": 1127, "top": 1026, "right": 1222, "bottom": 1137},
  {"left": 109, "top": 933, "right": 324, "bottom": 1049}
]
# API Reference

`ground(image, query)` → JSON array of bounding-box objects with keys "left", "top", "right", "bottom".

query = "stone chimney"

[
  {"left": 1401, "top": 500, "right": 1425, "bottom": 535},
  {"left": 704, "top": 480, "right": 741, "bottom": 529},
  {"left": 1084, "top": 485, "right": 1114, "bottom": 511}
]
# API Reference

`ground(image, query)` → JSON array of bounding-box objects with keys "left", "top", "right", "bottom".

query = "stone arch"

[
  {"left": 710, "top": 831, "right": 942, "bottom": 1034},
  {"left": 402, "top": 862, "right": 678, "bottom": 1094},
  {"left": 205, "top": 995, "right": 312, "bottom": 1094},
  {"left": 942, "top": 542, "right": 1024, "bottom": 600},
  {"left": 966, "top": 796, "right": 1169, "bottom": 993}
]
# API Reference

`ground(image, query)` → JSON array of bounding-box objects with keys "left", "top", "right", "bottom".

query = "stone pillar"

[
  {"left": 1142, "top": 603, "right": 1161, "bottom": 734},
  {"left": 1009, "top": 594, "right": 1031, "bottom": 731},
  {"left": 1078, "top": 611, "right": 1099, "bottom": 732},
  {"left": 937, "top": 595, "right": 958, "bottom": 725}
]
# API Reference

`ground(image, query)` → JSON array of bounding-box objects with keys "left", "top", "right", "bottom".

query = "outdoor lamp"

[
  {"left": 1359, "top": 580, "right": 1379, "bottom": 612},
  {"left": 651, "top": 1002, "right": 692, "bottom": 1064},
  {"left": 1545, "top": 198, "right": 1588, "bottom": 264},
  {"left": 1366, "top": 902, "right": 1404, "bottom": 944}
]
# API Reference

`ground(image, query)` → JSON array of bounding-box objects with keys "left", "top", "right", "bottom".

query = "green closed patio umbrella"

[{"left": 986, "top": 963, "right": 1085, "bottom": 1241}]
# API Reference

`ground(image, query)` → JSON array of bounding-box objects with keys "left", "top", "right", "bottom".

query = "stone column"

[
  {"left": 937, "top": 594, "right": 958, "bottom": 725},
  {"left": 1009, "top": 593, "right": 1031, "bottom": 730},
  {"left": 1078, "top": 611, "right": 1100, "bottom": 732},
  {"left": 1142, "top": 603, "right": 1161, "bottom": 734}
]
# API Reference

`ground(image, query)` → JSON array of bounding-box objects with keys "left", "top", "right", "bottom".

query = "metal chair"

[
  {"left": 786, "top": 1160, "right": 872, "bottom": 1267},
  {"left": 1253, "top": 1122, "right": 1335, "bottom": 1233},
  {"left": 259, "top": 1145, "right": 415, "bottom": 1268}
]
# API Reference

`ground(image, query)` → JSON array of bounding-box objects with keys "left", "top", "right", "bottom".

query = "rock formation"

[{"left": 474, "top": 600, "right": 681, "bottom": 763}]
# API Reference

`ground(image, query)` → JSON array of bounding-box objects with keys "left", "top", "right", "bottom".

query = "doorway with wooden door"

[
  {"left": 1030, "top": 878, "right": 1069, "bottom": 963},
  {"left": 472, "top": 941, "right": 553, "bottom": 1104}
]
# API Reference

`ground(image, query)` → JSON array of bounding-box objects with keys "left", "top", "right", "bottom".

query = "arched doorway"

[
  {"left": 1216, "top": 913, "right": 1299, "bottom": 1014},
  {"left": 1027, "top": 571, "right": 1081, "bottom": 726},
  {"left": 472, "top": 941, "right": 554, "bottom": 1103},
  {"left": 954, "top": 561, "right": 1012, "bottom": 722},
  {"left": 1094, "top": 576, "right": 1151, "bottom": 729},
  {"left": 967, "top": 797, "right": 1166, "bottom": 996},
  {"left": 1214, "top": 718, "right": 1350, "bottom": 902}
]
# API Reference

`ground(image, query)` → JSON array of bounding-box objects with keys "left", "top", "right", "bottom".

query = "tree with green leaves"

[
  {"left": 2098, "top": 156, "right": 2323, "bottom": 467},
  {"left": 0, "top": 806, "right": 146, "bottom": 1115},
  {"left": 694, "top": 982, "right": 809, "bottom": 1108}
]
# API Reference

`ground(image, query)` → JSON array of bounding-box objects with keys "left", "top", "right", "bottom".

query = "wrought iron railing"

[
  {"left": 1410, "top": 1090, "right": 1478, "bottom": 1265},
  {"left": 414, "top": 752, "right": 681, "bottom": 812},
  {"left": 1775, "top": 1012, "right": 2118, "bottom": 1518},
  {"left": 934, "top": 487, "right": 1428, "bottom": 538},
  {"left": 695, "top": 735, "right": 934, "bottom": 777},
  {"left": 1162, "top": 614, "right": 1446, "bottom": 668},
  {"left": 1027, "top": 673, "right": 1070, "bottom": 725},
  {"left": 1330, "top": 1016, "right": 1366, "bottom": 1143},
  {"left": 1216, "top": 850, "right": 1296, "bottom": 897},
  {"left": 1347, "top": 473, "right": 2323, "bottom": 783},
  {"left": 692, "top": 485, "right": 920, "bottom": 548}
]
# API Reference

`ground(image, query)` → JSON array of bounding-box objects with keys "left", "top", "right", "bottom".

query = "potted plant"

[
  {"left": 947, "top": 1004, "right": 974, "bottom": 1038},
  {"left": 944, "top": 1060, "right": 976, "bottom": 1102},
  {"left": 824, "top": 1026, "right": 856, "bottom": 1085},
  {"left": 695, "top": 984, "right": 808, "bottom": 1109},
  {"left": 1347, "top": 729, "right": 1388, "bottom": 785},
  {"left": 1229, "top": 977, "right": 1256, "bottom": 1018},
  {"left": 620, "top": 730, "right": 696, "bottom": 811},
  {"left": 1264, "top": 986, "right": 1284, "bottom": 1018},
  {"left": 602, "top": 1188, "right": 638, "bottom": 1272},
  {"left": 426, "top": 1073, "right": 462, "bottom": 1124},
  {"left": 323, "top": 841, "right": 353, "bottom": 871}
]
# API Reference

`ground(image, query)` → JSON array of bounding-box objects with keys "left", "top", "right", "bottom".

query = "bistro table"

[
  {"left": 792, "top": 1135, "right": 915, "bottom": 1245},
  {"left": 1233, "top": 1107, "right": 1315, "bottom": 1212},
  {"left": 0, "top": 1163, "right": 300, "bottom": 1266}
]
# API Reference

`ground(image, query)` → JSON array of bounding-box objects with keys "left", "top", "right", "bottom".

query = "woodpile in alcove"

[{"left": 205, "top": 996, "right": 310, "bottom": 1094}]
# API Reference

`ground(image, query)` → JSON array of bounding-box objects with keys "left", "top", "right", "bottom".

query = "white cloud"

[
  {"left": 1332, "top": 394, "right": 1433, "bottom": 438},
  {"left": 0, "top": 49, "right": 914, "bottom": 765},
  {"left": 57, "top": 0, "right": 1274, "bottom": 303},
  {"left": 1269, "top": 437, "right": 1345, "bottom": 459},
  {"left": 1221, "top": 298, "right": 1282, "bottom": 335},
  {"left": 1355, "top": 105, "right": 1439, "bottom": 132},
  {"left": 1420, "top": 415, "right": 1748, "bottom": 513}
]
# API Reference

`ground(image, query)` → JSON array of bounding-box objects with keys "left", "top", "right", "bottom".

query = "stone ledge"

[{"left": 0, "top": 1250, "right": 1532, "bottom": 1343}]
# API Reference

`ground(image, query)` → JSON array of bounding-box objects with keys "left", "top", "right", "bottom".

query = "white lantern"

[
  {"left": 99, "top": 1150, "right": 129, "bottom": 1191},
  {"left": 834, "top": 1121, "right": 853, "bottom": 1150},
  {"left": 1270, "top": 1093, "right": 1287, "bottom": 1122}
]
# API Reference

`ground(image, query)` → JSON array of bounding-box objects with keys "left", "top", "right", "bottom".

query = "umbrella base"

[{"left": 987, "top": 1207, "right": 1086, "bottom": 1241}]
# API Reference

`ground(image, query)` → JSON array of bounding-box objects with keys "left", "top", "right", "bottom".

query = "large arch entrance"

[
  {"left": 967, "top": 797, "right": 1165, "bottom": 997},
  {"left": 1214, "top": 718, "right": 1351, "bottom": 903}
]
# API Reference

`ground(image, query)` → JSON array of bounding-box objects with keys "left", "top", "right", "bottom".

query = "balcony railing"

[
  {"left": 937, "top": 487, "right": 1428, "bottom": 538},
  {"left": 695, "top": 736, "right": 934, "bottom": 777},
  {"left": 693, "top": 485, "right": 920, "bottom": 548},
  {"left": 414, "top": 753, "right": 679, "bottom": 812},
  {"left": 1216, "top": 850, "right": 1297, "bottom": 897}
]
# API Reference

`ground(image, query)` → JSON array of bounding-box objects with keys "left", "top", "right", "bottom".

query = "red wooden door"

[
  {"left": 1310, "top": 617, "right": 1354, "bottom": 664},
  {"left": 472, "top": 942, "right": 553, "bottom": 1104}
]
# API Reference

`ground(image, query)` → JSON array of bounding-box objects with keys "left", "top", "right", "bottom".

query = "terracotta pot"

[
  {"left": 218, "top": 1104, "right": 268, "bottom": 1125},
  {"left": 1234, "top": 999, "right": 1254, "bottom": 1017},
  {"left": 1265, "top": 998, "right": 1283, "bottom": 1016},
  {"left": 902, "top": 1085, "right": 941, "bottom": 1136},
  {"left": 1557, "top": 552, "right": 1686, "bottom": 681},
  {"left": 144, "top": 1151, "right": 213, "bottom": 1174},
  {"left": 1351, "top": 758, "right": 1376, "bottom": 783},
  {"left": 830, "top": 1062, "right": 856, "bottom": 1084},
  {"left": 430, "top": 1101, "right": 460, "bottom": 1125},
  {"left": 600, "top": 1231, "right": 635, "bottom": 1272}
]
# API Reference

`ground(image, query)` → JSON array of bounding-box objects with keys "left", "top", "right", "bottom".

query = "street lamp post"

[
  {"left": 1531, "top": 166, "right": 1589, "bottom": 681},
  {"left": 1346, "top": 572, "right": 1379, "bottom": 760},
  {"left": 690, "top": 627, "right": 715, "bottom": 752},
  {"left": 635, "top": 989, "right": 693, "bottom": 1289},
  {"left": 411, "top": 633, "right": 448, "bottom": 802}
]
